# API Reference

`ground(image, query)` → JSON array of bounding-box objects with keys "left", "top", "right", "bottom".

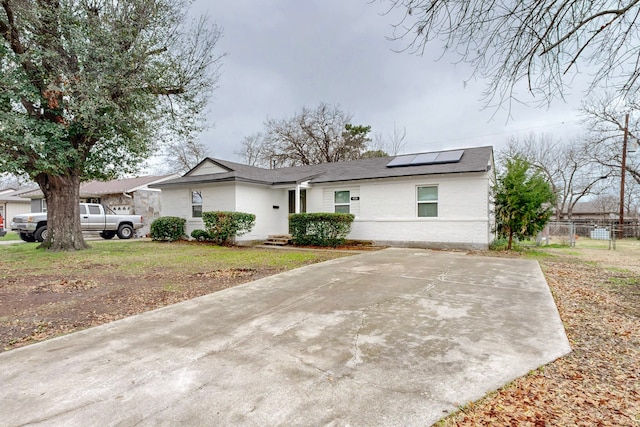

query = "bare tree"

[
  {"left": 239, "top": 103, "right": 371, "bottom": 167},
  {"left": 372, "top": 123, "right": 407, "bottom": 156},
  {"left": 499, "top": 133, "right": 608, "bottom": 220},
  {"left": 0, "top": 173, "right": 31, "bottom": 190},
  {"left": 235, "top": 133, "right": 276, "bottom": 167},
  {"left": 383, "top": 0, "right": 640, "bottom": 106},
  {"left": 161, "top": 138, "right": 210, "bottom": 174},
  {"left": 388, "top": 123, "right": 408, "bottom": 155},
  {"left": 591, "top": 192, "right": 621, "bottom": 221},
  {"left": 582, "top": 95, "right": 640, "bottom": 185}
]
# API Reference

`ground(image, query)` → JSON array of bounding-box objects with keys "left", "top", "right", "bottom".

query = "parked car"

[
  {"left": 0, "top": 214, "right": 6, "bottom": 237},
  {"left": 11, "top": 203, "right": 144, "bottom": 242}
]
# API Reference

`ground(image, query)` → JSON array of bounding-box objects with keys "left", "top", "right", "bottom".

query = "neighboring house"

[
  {"left": 19, "top": 175, "right": 178, "bottom": 236},
  {"left": 553, "top": 201, "right": 638, "bottom": 224},
  {"left": 0, "top": 187, "right": 35, "bottom": 224},
  {"left": 152, "top": 146, "right": 496, "bottom": 250}
]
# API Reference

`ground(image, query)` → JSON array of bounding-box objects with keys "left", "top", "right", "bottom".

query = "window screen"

[
  {"left": 192, "top": 191, "right": 203, "bottom": 218},
  {"left": 334, "top": 190, "right": 350, "bottom": 214},
  {"left": 417, "top": 186, "right": 438, "bottom": 217}
]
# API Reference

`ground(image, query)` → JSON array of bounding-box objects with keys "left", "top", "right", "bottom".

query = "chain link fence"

[{"left": 536, "top": 221, "right": 640, "bottom": 249}]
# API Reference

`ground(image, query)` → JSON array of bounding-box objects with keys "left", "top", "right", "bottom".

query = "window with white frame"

[
  {"left": 334, "top": 190, "right": 350, "bottom": 213},
  {"left": 191, "top": 190, "right": 203, "bottom": 218},
  {"left": 417, "top": 186, "right": 438, "bottom": 217}
]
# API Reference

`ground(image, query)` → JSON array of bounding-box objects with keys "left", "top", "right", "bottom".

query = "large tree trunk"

[{"left": 35, "top": 173, "right": 89, "bottom": 251}]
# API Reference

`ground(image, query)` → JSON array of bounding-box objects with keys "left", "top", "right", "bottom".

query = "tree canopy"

[
  {"left": 0, "top": 0, "right": 223, "bottom": 250},
  {"left": 494, "top": 156, "right": 556, "bottom": 250},
  {"left": 384, "top": 0, "right": 640, "bottom": 106},
  {"left": 238, "top": 103, "right": 372, "bottom": 168}
]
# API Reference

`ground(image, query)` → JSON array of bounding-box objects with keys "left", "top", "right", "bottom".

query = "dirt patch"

[{"left": 0, "top": 267, "right": 281, "bottom": 352}]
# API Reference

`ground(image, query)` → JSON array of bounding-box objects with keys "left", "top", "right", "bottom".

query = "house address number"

[{"left": 351, "top": 196, "right": 360, "bottom": 201}]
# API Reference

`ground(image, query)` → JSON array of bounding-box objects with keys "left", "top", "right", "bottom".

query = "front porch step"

[{"left": 263, "top": 234, "right": 292, "bottom": 246}]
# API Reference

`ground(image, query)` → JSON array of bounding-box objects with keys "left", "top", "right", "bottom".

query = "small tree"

[{"left": 494, "top": 157, "right": 556, "bottom": 250}]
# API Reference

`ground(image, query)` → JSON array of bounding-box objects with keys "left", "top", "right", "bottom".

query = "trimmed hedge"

[
  {"left": 202, "top": 211, "right": 256, "bottom": 245},
  {"left": 190, "top": 229, "right": 211, "bottom": 241},
  {"left": 150, "top": 216, "right": 186, "bottom": 242},
  {"left": 289, "top": 213, "right": 355, "bottom": 247}
]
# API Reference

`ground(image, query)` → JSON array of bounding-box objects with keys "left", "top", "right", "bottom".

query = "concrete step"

[{"left": 263, "top": 235, "right": 292, "bottom": 246}]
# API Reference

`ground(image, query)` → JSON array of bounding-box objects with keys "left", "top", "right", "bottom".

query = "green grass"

[
  {"left": 522, "top": 249, "right": 556, "bottom": 259},
  {"left": 0, "top": 240, "right": 349, "bottom": 279},
  {"left": 0, "top": 231, "right": 20, "bottom": 241},
  {"left": 606, "top": 266, "right": 633, "bottom": 274},
  {"left": 606, "top": 276, "right": 638, "bottom": 286}
]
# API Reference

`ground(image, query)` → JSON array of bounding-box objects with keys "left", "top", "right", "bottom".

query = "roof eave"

[
  {"left": 151, "top": 176, "right": 274, "bottom": 188},
  {"left": 309, "top": 168, "right": 490, "bottom": 184}
]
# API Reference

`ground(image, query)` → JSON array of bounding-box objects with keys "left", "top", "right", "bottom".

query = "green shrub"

[
  {"left": 202, "top": 211, "right": 256, "bottom": 245},
  {"left": 190, "top": 229, "right": 211, "bottom": 241},
  {"left": 489, "top": 237, "right": 509, "bottom": 251},
  {"left": 150, "top": 216, "right": 186, "bottom": 242},
  {"left": 289, "top": 213, "right": 355, "bottom": 247}
]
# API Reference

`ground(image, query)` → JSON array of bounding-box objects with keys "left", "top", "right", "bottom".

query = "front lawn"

[
  {"left": 0, "top": 240, "right": 352, "bottom": 351},
  {"left": 0, "top": 231, "right": 20, "bottom": 241}
]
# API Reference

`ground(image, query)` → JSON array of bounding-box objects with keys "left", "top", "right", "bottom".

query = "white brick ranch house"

[{"left": 152, "top": 146, "right": 496, "bottom": 249}]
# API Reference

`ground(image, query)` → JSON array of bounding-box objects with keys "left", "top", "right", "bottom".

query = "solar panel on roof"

[
  {"left": 434, "top": 149, "right": 464, "bottom": 163},
  {"left": 386, "top": 154, "right": 416, "bottom": 167},
  {"left": 386, "top": 149, "right": 465, "bottom": 168},
  {"left": 410, "top": 152, "right": 439, "bottom": 165}
]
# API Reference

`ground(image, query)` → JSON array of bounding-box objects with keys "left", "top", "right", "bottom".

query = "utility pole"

[{"left": 619, "top": 112, "right": 629, "bottom": 239}]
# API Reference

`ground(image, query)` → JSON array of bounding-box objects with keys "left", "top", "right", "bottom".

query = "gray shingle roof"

[
  {"left": 153, "top": 146, "right": 494, "bottom": 188},
  {"left": 79, "top": 175, "right": 176, "bottom": 195},
  {"left": 0, "top": 187, "right": 37, "bottom": 202},
  {"left": 19, "top": 175, "right": 177, "bottom": 198}
]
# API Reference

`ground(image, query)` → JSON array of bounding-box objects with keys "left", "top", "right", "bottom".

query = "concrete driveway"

[{"left": 0, "top": 248, "right": 570, "bottom": 426}]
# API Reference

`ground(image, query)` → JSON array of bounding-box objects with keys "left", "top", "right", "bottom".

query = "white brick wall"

[
  {"left": 158, "top": 171, "right": 493, "bottom": 248},
  {"left": 308, "top": 172, "right": 492, "bottom": 248}
]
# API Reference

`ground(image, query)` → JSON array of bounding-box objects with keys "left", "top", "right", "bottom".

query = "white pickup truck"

[{"left": 11, "top": 203, "right": 144, "bottom": 242}]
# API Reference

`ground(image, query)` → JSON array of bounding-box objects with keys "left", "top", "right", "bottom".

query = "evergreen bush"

[
  {"left": 202, "top": 211, "right": 256, "bottom": 245},
  {"left": 289, "top": 213, "right": 355, "bottom": 247},
  {"left": 150, "top": 216, "right": 186, "bottom": 242},
  {"left": 190, "top": 229, "right": 211, "bottom": 241}
]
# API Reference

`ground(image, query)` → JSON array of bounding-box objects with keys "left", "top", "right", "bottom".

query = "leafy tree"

[
  {"left": 0, "top": 0, "right": 223, "bottom": 251},
  {"left": 384, "top": 0, "right": 640, "bottom": 106},
  {"left": 361, "top": 149, "right": 389, "bottom": 158},
  {"left": 494, "top": 157, "right": 556, "bottom": 250},
  {"left": 239, "top": 103, "right": 372, "bottom": 167}
]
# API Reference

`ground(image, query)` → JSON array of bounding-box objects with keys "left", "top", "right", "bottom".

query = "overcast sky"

[{"left": 190, "top": 0, "right": 587, "bottom": 163}]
